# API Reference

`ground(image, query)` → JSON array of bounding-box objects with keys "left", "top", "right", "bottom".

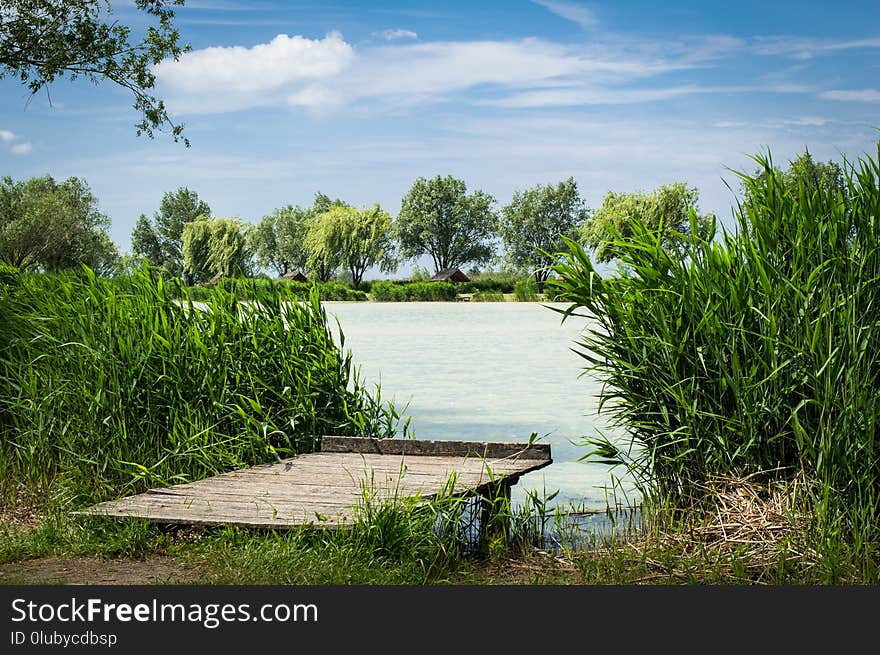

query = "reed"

[
  {"left": 0, "top": 267, "right": 401, "bottom": 507},
  {"left": 548, "top": 144, "right": 880, "bottom": 548}
]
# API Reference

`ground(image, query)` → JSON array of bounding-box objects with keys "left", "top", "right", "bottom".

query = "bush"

[
  {"left": 369, "top": 281, "right": 456, "bottom": 301},
  {"left": 513, "top": 279, "right": 538, "bottom": 301},
  {"left": 193, "top": 277, "right": 368, "bottom": 302},
  {"left": 550, "top": 144, "right": 880, "bottom": 544},
  {"left": 0, "top": 268, "right": 399, "bottom": 506},
  {"left": 471, "top": 291, "right": 505, "bottom": 302},
  {"left": 459, "top": 272, "right": 522, "bottom": 294}
]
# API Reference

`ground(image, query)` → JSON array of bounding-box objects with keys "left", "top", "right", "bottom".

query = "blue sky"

[{"left": 1, "top": 0, "right": 879, "bottom": 271}]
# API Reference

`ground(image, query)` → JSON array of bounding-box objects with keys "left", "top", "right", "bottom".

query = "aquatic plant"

[
  {"left": 549, "top": 144, "right": 880, "bottom": 548},
  {"left": 0, "top": 267, "right": 401, "bottom": 506}
]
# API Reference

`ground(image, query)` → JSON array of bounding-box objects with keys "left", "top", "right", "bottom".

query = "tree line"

[
  {"left": 126, "top": 175, "right": 711, "bottom": 292},
  {"left": 0, "top": 152, "right": 845, "bottom": 289}
]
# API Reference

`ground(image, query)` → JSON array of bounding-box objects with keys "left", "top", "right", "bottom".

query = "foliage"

[
  {"left": 0, "top": 267, "right": 401, "bottom": 504},
  {"left": 0, "top": 175, "right": 119, "bottom": 274},
  {"left": 182, "top": 216, "right": 252, "bottom": 284},
  {"left": 582, "top": 182, "right": 714, "bottom": 263},
  {"left": 131, "top": 187, "right": 211, "bottom": 281},
  {"left": 0, "top": 0, "right": 189, "bottom": 144},
  {"left": 395, "top": 175, "right": 497, "bottom": 273},
  {"left": 498, "top": 177, "right": 589, "bottom": 291},
  {"left": 549, "top": 144, "right": 880, "bottom": 548},
  {"left": 298, "top": 192, "right": 347, "bottom": 282},
  {"left": 410, "top": 264, "right": 432, "bottom": 281},
  {"left": 742, "top": 150, "right": 849, "bottom": 214},
  {"left": 249, "top": 205, "right": 310, "bottom": 277},
  {"left": 470, "top": 291, "right": 505, "bottom": 302},
  {"left": 513, "top": 278, "right": 539, "bottom": 301},
  {"left": 211, "top": 277, "right": 367, "bottom": 302},
  {"left": 306, "top": 204, "right": 395, "bottom": 290},
  {"left": 369, "top": 281, "right": 456, "bottom": 302},
  {"left": 459, "top": 272, "right": 523, "bottom": 294}
]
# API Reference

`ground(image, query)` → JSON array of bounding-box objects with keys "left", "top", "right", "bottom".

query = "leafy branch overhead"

[{"left": 0, "top": 0, "right": 189, "bottom": 145}]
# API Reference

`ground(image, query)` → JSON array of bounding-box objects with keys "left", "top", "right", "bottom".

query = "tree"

[
  {"left": 498, "top": 177, "right": 589, "bottom": 292},
  {"left": 0, "top": 175, "right": 120, "bottom": 274},
  {"left": 306, "top": 204, "right": 395, "bottom": 290},
  {"left": 395, "top": 175, "right": 497, "bottom": 273},
  {"left": 182, "top": 216, "right": 251, "bottom": 284},
  {"left": 582, "top": 182, "right": 714, "bottom": 263},
  {"left": 249, "top": 205, "right": 310, "bottom": 277},
  {"left": 303, "top": 214, "right": 339, "bottom": 283},
  {"left": 132, "top": 187, "right": 210, "bottom": 282},
  {"left": 742, "top": 150, "right": 848, "bottom": 214},
  {"left": 300, "top": 192, "right": 348, "bottom": 282},
  {"left": 1, "top": 0, "right": 189, "bottom": 144}
]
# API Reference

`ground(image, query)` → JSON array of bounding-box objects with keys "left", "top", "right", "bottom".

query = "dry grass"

[{"left": 636, "top": 472, "right": 820, "bottom": 581}]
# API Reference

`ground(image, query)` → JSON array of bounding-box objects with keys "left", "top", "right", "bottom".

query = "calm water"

[{"left": 323, "top": 301, "right": 638, "bottom": 511}]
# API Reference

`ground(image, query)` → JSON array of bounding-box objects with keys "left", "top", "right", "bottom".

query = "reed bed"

[
  {"left": 0, "top": 267, "right": 401, "bottom": 508},
  {"left": 549, "top": 144, "right": 880, "bottom": 550}
]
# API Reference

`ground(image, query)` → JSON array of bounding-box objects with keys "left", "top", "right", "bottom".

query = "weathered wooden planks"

[
  {"left": 320, "top": 435, "right": 551, "bottom": 461},
  {"left": 75, "top": 436, "right": 552, "bottom": 529}
]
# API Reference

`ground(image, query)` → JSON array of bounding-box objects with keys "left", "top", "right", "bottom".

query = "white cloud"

[
  {"left": 381, "top": 29, "right": 418, "bottom": 41},
  {"left": 154, "top": 32, "right": 353, "bottom": 113},
  {"left": 0, "top": 129, "right": 15, "bottom": 142},
  {"left": 820, "top": 89, "right": 880, "bottom": 102},
  {"left": 752, "top": 35, "right": 880, "bottom": 59},
  {"left": 531, "top": 0, "right": 598, "bottom": 30},
  {"left": 157, "top": 33, "right": 694, "bottom": 114},
  {"left": 151, "top": 28, "right": 870, "bottom": 116},
  {"left": 11, "top": 142, "right": 32, "bottom": 155},
  {"left": 489, "top": 83, "right": 810, "bottom": 108},
  {"left": 713, "top": 116, "right": 832, "bottom": 129}
]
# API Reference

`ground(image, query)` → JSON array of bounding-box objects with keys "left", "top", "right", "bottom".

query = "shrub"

[
  {"left": 513, "top": 279, "right": 538, "bottom": 301},
  {"left": 470, "top": 291, "right": 505, "bottom": 302},
  {"left": 369, "top": 281, "right": 456, "bottom": 301}
]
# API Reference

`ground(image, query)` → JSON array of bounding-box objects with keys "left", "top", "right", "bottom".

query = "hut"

[
  {"left": 429, "top": 267, "right": 470, "bottom": 283},
  {"left": 280, "top": 270, "right": 309, "bottom": 282}
]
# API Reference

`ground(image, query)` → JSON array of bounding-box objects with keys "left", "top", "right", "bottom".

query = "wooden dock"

[{"left": 75, "top": 436, "right": 552, "bottom": 530}]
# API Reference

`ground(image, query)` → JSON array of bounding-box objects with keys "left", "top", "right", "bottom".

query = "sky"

[{"left": 1, "top": 0, "right": 879, "bottom": 273}]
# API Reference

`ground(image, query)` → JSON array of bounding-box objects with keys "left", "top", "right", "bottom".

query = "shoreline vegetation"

[
  {"left": 182, "top": 273, "right": 554, "bottom": 304},
  {"left": 2, "top": 144, "right": 880, "bottom": 585}
]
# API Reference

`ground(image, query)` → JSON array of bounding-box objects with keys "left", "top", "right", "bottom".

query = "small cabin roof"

[{"left": 429, "top": 267, "right": 470, "bottom": 283}]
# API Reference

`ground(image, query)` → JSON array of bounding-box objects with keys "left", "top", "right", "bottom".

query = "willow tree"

[
  {"left": 498, "top": 177, "right": 589, "bottom": 292},
  {"left": 182, "top": 217, "right": 251, "bottom": 284},
  {"left": 582, "top": 182, "right": 714, "bottom": 263},
  {"left": 305, "top": 204, "right": 394, "bottom": 289}
]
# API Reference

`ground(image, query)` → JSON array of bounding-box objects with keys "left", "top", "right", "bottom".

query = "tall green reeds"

[
  {"left": 549, "top": 144, "right": 880, "bottom": 546},
  {"left": 0, "top": 267, "right": 401, "bottom": 507}
]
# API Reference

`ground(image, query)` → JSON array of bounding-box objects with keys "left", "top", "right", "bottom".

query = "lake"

[{"left": 323, "top": 300, "right": 639, "bottom": 513}]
